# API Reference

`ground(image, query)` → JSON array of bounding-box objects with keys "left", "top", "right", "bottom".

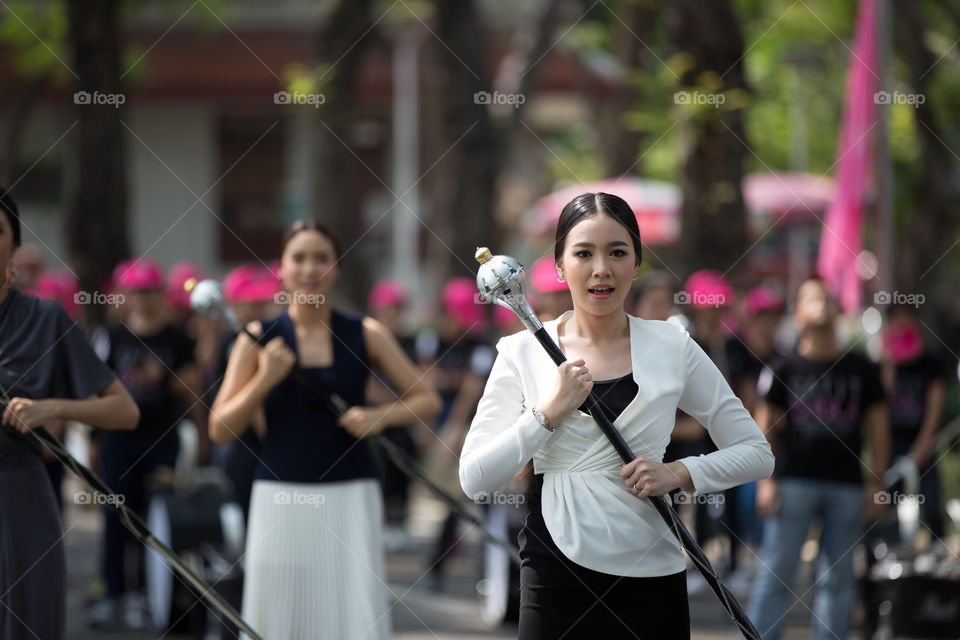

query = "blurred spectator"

[
  {"left": 210, "top": 263, "right": 283, "bottom": 522},
  {"left": 879, "top": 303, "right": 946, "bottom": 542},
  {"left": 631, "top": 270, "right": 675, "bottom": 321},
  {"left": 366, "top": 279, "right": 419, "bottom": 550},
  {"left": 11, "top": 243, "right": 44, "bottom": 290},
  {"left": 528, "top": 256, "right": 571, "bottom": 321},
  {"left": 89, "top": 258, "right": 201, "bottom": 631},
  {"left": 420, "top": 277, "right": 496, "bottom": 590},
  {"left": 747, "top": 277, "right": 890, "bottom": 640}
]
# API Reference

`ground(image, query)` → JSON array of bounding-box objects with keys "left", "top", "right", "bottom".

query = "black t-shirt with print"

[
  {"left": 889, "top": 352, "right": 945, "bottom": 447},
  {"left": 760, "top": 351, "right": 886, "bottom": 484},
  {"left": 107, "top": 323, "right": 195, "bottom": 447}
]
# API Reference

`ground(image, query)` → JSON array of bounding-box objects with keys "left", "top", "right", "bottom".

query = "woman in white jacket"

[{"left": 459, "top": 192, "right": 774, "bottom": 639}]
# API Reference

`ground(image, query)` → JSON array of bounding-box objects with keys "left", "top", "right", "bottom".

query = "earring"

[
  {"left": 556, "top": 273, "right": 565, "bottom": 283},
  {"left": 632, "top": 269, "right": 639, "bottom": 281},
  {"left": 2, "top": 261, "right": 15, "bottom": 289}
]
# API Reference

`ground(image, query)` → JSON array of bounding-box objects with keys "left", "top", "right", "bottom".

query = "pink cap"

[
  {"left": 883, "top": 324, "right": 923, "bottom": 364},
  {"left": 684, "top": 270, "right": 733, "bottom": 309},
  {"left": 31, "top": 270, "right": 81, "bottom": 320},
  {"left": 529, "top": 256, "right": 568, "bottom": 294},
  {"left": 113, "top": 258, "right": 164, "bottom": 291},
  {"left": 368, "top": 280, "right": 408, "bottom": 311},
  {"left": 224, "top": 263, "right": 282, "bottom": 304},
  {"left": 443, "top": 277, "right": 487, "bottom": 332},
  {"left": 166, "top": 261, "right": 205, "bottom": 312},
  {"left": 745, "top": 286, "right": 785, "bottom": 316},
  {"left": 492, "top": 303, "right": 521, "bottom": 331}
]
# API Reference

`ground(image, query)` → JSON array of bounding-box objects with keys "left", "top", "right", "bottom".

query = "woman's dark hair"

[
  {"left": 0, "top": 186, "right": 21, "bottom": 247},
  {"left": 282, "top": 219, "right": 340, "bottom": 259},
  {"left": 554, "top": 192, "right": 642, "bottom": 267}
]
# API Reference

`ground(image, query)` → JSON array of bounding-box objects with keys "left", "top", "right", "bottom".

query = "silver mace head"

[
  {"left": 474, "top": 247, "right": 543, "bottom": 333},
  {"left": 184, "top": 278, "right": 243, "bottom": 332}
]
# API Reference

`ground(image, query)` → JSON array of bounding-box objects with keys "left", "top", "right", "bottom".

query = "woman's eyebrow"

[{"left": 571, "top": 240, "right": 629, "bottom": 247}]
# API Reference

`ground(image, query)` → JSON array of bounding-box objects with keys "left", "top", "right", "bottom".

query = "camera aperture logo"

[
  {"left": 74, "top": 91, "right": 125, "bottom": 108},
  {"left": 674, "top": 290, "right": 726, "bottom": 308},
  {"left": 74, "top": 490, "right": 125, "bottom": 506},
  {"left": 274, "top": 90, "right": 326, "bottom": 108},
  {"left": 473, "top": 91, "right": 525, "bottom": 108},
  {"left": 274, "top": 290, "right": 326, "bottom": 307},
  {"left": 874, "top": 490, "right": 924, "bottom": 505},
  {"left": 75, "top": 290, "right": 125, "bottom": 308},
  {"left": 873, "top": 91, "right": 924, "bottom": 108},
  {"left": 273, "top": 490, "right": 327, "bottom": 508},
  {"left": 472, "top": 491, "right": 526, "bottom": 506},
  {"left": 672, "top": 491, "right": 724, "bottom": 506},
  {"left": 674, "top": 91, "right": 725, "bottom": 108},
  {"left": 874, "top": 290, "right": 924, "bottom": 308}
]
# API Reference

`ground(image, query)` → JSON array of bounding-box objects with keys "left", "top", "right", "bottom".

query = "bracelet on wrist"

[{"left": 531, "top": 407, "right": 556, "bottom": 432}]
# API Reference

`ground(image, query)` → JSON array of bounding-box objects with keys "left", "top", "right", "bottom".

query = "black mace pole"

[{"left": 474, "top": 248, "right": 763, "bottom": 640}]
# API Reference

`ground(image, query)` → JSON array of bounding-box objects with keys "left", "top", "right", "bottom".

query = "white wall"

[{"left": 126, "top": 103, "right": 220, "bottom": 275}]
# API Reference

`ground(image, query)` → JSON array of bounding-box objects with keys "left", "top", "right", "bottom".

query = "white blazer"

[{"left": 459, "top": 311, "right": 774, "bottom": 577}]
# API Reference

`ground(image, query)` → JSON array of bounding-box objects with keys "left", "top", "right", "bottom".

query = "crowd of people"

[{"left": 2, "top": 184, "right": 957, "bottom": 639}]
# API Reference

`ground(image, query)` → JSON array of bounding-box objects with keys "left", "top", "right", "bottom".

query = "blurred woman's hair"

[
  {"left": 0, "top": 186, "right": 21, "bottom": 247},
  {"left": 554, "top": 192, "right": 642, "bottom": 267},
  {"left": 282, "top": 219, "right": 340, "bottom": 259}
]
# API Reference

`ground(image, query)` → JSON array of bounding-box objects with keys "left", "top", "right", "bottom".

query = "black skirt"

[
  {"left": 518, "top": 474, "right": 690, "bottom": 640},
  {"left": 0, "top": 454, "right": 65, "bottom": 640}
]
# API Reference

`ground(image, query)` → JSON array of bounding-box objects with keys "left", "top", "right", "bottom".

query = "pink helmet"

[
  {"left": 684, "top": 270, "right": 733, "bottom": 309},
  {"left": 529, "top": 256, "right": 568, "bottom": 294},
  {"left": 166, "top": 261, "right": 205, "bottom": 312},
  {"left": 224, "top": 263, "right": 282, "bottom": 304},
  {"left": 443, "top": 277, "right": 487, "bottom": 332},
  {"left": 113, "top": 258, "right": 164, "bottom": 291},
  {"left": 368, "top": 279, "right": 408, "bottom": 311},
  {"left": 745, "top": 286, "right": 785, "bottom": 316}
]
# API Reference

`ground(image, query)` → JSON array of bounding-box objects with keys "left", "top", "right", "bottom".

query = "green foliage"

[{"left": 0, "top": 0, "right": 69, "bottom": 80}]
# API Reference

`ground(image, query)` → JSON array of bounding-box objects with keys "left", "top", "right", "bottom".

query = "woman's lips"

[{"left": 588, "top": 287, "right": 614, "bottom": 299}]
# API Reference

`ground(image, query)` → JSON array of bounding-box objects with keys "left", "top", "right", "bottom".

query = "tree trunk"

[
  {"left": 429, "top": 0, "right": 500, "bottom": 278},
  {"left": 894, "top": 1, "right": 960, "bottom": 336},
  {"left": 313, "top": 0, "right": 374, "bottom": 309},
  {"left": 66, "top": 0, "right": 128, "bottom": 327},
  {"left": 667, "top": 0, "right": 749, "bottom": 278}
]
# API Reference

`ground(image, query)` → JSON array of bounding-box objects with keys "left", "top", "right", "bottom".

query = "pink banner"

[{"left": 817, "top": 0, "right": 877, "bottom": 312}]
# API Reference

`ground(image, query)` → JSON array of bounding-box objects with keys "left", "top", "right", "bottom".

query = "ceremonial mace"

[
  {"left": 474, "top": 248, "right": 763, "bottom": 640},
  {"left": 186, "top": 278, "right": 521, "bottom": 564}
]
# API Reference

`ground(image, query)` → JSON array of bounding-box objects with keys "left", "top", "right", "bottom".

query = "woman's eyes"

[{"left": 574, "top": 249, "right": 627, "bottom": 258}]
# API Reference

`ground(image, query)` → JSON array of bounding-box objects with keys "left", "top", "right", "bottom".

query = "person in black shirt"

[
  {"left": 880, "top": 303, "right": 946, "bottom": 540},
  {"left": 747, "top": 277, "right": 891, "bottom": 640},
  {"left": 91, "top": 258, "right": 199, "bottom": 630}
]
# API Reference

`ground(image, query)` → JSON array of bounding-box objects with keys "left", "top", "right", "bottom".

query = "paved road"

[{"left": 56, "top": 478, "right": 850, "bottom": 639}]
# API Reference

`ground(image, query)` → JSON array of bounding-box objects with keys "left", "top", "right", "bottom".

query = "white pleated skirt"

[{"left": 241, "top": 478, "right": 391, "bottom": 640}]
